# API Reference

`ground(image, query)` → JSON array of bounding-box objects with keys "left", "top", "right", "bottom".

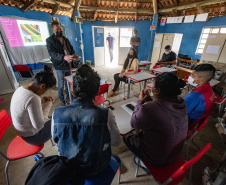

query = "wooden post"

[
  {"left": 153, "top": 0, "right": 158, "bottom": 14},
  {"left": 51, "top": 2, "right": 59, "bottom": 16},
  {"left": 21, "top": 0, "right": 36, "bottom": 12},
  {"left": 115, "top": 11, "right": 118, "bottom": 23}
]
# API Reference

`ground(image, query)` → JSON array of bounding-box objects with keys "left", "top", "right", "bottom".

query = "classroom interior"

[{"left": 1, "top": 0, "right": 226, "bottom": 185}]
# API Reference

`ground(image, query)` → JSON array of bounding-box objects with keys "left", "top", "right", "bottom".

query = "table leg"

[
  {"left": 67, "top": 81, "right": 72, "bottom": 103},
  {"left": 144, "top": 80, "right": 147, "bottom": 89},
  {"left": 127, "top": 78, "right": 131, "bottom": 99}
]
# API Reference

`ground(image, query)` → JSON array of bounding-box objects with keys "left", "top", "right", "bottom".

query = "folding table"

[{"left": 125, "top": 72, "right": 156, "bottom": 99}]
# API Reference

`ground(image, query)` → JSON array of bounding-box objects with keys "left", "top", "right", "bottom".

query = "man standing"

[
  {"left": 46, "top": 21, "right": 79, "bottom": 106},
  {"left": 157, "top": 45, "right": 177, "bottom": 65},
  {"left": 130, "top": 30, "right": 140, "bottom": 56},
  {"left": 106, "top": 33, "right": 115, "bottom": 62}
]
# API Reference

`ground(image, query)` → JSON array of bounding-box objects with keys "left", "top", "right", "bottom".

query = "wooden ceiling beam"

[
  {"left": 51, "top": 2, "right": 59, "bottom": 15},
  {"left": 158, "top": 0, "right": 226, "bottom": 13},
  {"left": 80, "top": 6, "right": 154, "bottom": 13},
  {"left": 21, "top": 0, "right": 36, "bottom": 12}
]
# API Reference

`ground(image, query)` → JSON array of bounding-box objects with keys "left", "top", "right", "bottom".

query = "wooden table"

[
  {"left": 125, "top": 72, "right": 156, "bottom": 99},
  {"left": 112, "top": 97, "right": 138, "bottom": 136},
  {"left": 152, "top": 67, "right": 177, "bottom": 74}
]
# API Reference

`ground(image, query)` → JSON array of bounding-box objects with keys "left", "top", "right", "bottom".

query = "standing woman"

[
  {"left": 108, "top": 49, "right": 139, "bottom": 97},
  {"left": 10, "top": 65, "right": 56, "bottom": 146}
]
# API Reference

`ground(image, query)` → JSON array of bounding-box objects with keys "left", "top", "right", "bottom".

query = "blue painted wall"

[
  {"left": 82, "top": 20, "right": 152, "bottom": 64},
  {"left": 157, "top": 16, "right": 226, "bottom": 61},
  {"left": 0, "top": 5, "right": 80, "bottom": 55}
]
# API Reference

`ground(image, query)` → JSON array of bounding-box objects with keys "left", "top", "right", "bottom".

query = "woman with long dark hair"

[
  {"left": 10, "top": 65, "right": 56, "bottom": 146},
  {"left": 108, "top": 48, "right": 139, "bottom": 97}
]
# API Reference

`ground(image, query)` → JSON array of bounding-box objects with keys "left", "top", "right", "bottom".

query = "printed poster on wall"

[
  {"left": 184, "top": 15, "right": 195, "bottom": 23},
  {"left": 195, "top": 13, "right": 209, "bottom": 22},
  {"left": 150, "top": 26, "right": 156, "bottom": 31},
  {"left": 160, "top": 17, "right": 167, "bottom": 26},
  {"left": 167, "top": 17, "right": 175, "bottom": 24}
]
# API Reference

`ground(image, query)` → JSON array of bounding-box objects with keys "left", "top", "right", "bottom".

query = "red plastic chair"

[
  {"left": 0, "top": 110, "right": 44, "bottom": 185},
  {"left": 215, "top": 94, "right": 226, "bottom": 116},
  {"left": 93, "top": 84, "right": 111, "bottom": 106},
  {"left": 151, "top": 65, "right": 163, "bottom": 75},
  {"left": 14, "top": 65, "right": 34, "bottom": 85},
  {"left": 186, "top": 117, "right": 208, "bottom": 160},
  {"left": 135, "top": 143, "right": 212, "bottom": 185},
  {"left": 184, "top": 75, "right": 190, "bottom": 83}
]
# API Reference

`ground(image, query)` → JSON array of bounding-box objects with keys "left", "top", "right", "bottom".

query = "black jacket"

[
  {"left": 25, "top": 155, "right": 85, "bottom": 185},
  {"left": 46, "top": 35, "right": 75, "bottom": 70}
]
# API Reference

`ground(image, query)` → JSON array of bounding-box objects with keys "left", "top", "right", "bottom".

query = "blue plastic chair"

[{"left": 84, "top": 155, "right": 121, "bottom": 185}]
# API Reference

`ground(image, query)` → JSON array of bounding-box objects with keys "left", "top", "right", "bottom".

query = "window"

[
  {"left": 196, "top": 27, "right": 226, "bottom": 54},
  {"left": 220, "top": 28, "right": 226, "bottom": 33},
  {"left": 120, "top": 28, "right": 133, "bottom": 47}
]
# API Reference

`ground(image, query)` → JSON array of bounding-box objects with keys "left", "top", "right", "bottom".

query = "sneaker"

[
  {"left": 107, "top": 90, "right": 116, "bottom": 98},
  {"left": 134, "top": 156, "right": 150, "bottom": 174}
]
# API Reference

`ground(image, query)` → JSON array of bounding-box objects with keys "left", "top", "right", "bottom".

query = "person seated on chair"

[
  {"left": 108, "top": 49, "right": 139, "bottom": 97},
  {"left": 123, "top": 72, "right": 188, "bottom": 168},
  {"left": 52, "top": 64, "right": 121, "bottom": 176},
  {"left": 185, "top": 64, "right": 216, "bottom": 126},
  {"left": 156, "top": 45, "right": 177, "bottom": 66},
  {"left": 10, "top": 65, "right": 56, "bottom": 146}
]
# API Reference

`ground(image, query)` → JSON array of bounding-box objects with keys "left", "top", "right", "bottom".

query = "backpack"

[{"left": 25, "top": 155, "right": 85, "bottom": 185}]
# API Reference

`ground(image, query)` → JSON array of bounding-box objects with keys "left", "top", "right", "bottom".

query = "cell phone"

[{"left": 126, "top": 104, "right": 135, "bottom": 111}]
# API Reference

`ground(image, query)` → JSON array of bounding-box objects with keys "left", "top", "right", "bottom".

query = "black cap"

[{"left": 165, "top": 45, "right": 171, "bottom": 50}]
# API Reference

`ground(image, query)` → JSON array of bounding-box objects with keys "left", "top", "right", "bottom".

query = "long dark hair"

[
  {"left": 33, "top": 65, "right": 56, "bottom": 88},
  {"left": 73, "top": 64, "right": 100, "bottom": 100},
  {"left": 123, "top": 49, "right": 138, "bottom": 70}
]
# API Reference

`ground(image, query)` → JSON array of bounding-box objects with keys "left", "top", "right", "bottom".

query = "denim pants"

[
  {"left": 56, "top": 70, "right": 71, "bottom": 103},
  {"left": 109, "top": 48, "right": 113, "bottom": 62}
]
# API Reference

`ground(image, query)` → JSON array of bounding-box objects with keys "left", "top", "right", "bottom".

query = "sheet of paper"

[
  {"left": 154, "top": 41, "right": 161, "bottom": 47},
  {"left": 121, "top": 102, "right": 136, "bottom": 116},
  {"left": 97, "top": 28, "right": 104, "bottom": 33},
  {"left": 184, "top": 15, "right": 195, "bottom": 23},
  {"left": 195, "top": 13, "right": 208, "bottom": 22},
  {"left": 175, "top": 16, "right": 184, "bottom": 23},
  {"left": 167, "top": 17, "right": 175, "bottom": 24},
  {"left": 206, "top": 45, "right": 220, "bottom": 55}
]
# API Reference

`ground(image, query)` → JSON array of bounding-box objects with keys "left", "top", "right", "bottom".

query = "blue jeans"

[
  {"left": 108, "top": 48, "right": 113, "bottom": 62},
  {"left": 56, "top": 70, "right": 71, "bottom": 103}
]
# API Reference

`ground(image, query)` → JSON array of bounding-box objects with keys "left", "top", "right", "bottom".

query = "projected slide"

[
  {"left": 17, "top": 20, "right": 49, "bottom": 46},
  {"left": 20, "top": 24, "right": 42, "bottom": 43},
  {"left": 0, "top": 18, "right": 49, "bottom": 47}
]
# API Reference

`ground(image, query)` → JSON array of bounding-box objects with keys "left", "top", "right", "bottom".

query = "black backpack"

[{"left": 25, "top": 155, "right": 85, "bottom": 185}]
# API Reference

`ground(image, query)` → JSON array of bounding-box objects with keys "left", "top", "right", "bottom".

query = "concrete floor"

[{"left": 0, "top": 65, "right": 225, "bottom": 185}]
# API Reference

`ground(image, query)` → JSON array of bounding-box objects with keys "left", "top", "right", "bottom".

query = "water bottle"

[{"left": 34, "top": 154, "right": 40, "bottom": 161}]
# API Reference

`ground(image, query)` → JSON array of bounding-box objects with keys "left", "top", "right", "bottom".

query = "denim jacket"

[{"left": 53, "top": 99, "right": 111, "bottom": 176}]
